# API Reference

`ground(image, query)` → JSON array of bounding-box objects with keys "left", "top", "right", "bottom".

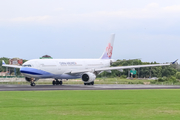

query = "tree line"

[{"left": 97, "top": 59, "right": 179, "bottom": 78}]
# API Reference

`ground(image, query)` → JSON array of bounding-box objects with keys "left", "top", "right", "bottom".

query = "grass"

[{"left": 0, "top": 90, "right": 180, "bottom": 120}]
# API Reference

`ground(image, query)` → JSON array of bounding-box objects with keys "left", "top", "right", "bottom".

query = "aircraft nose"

[{"left": 20, "top": 67, "right": 23, "bottom": 72}]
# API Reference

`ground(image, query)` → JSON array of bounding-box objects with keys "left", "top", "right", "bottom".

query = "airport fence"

[{"left": 0, "top": 76, "right": 24, "bottom": 78}]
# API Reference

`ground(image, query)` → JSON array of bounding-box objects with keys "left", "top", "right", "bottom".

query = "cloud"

[
  {"left": 10, "top": 16, "right": 51, "bottom": 22},
  {"left": 147, "top": 3, "right": 159, "bottom": 8},
  {"left": 53, "top": 7, "right": 64, "bottom": 11},
  {"left": 67, "top": 3, "right": 175, "bottom": 22},
  {"left": 0, "top": 2, "right": 180, "bottom": 28},
  {"left": 163, "top": 5, "right": 180, "bottom": 12}
]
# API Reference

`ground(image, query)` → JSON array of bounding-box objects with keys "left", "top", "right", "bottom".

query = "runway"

[{"left": 0, "top": 84, "right": 180, "bottom": 91}]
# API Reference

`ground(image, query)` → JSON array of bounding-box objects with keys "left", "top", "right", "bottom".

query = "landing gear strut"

[
  {"left": 84, "top": 81, "right": 94, "bottom": 85},
  {"left": 52, "top": 79, "right": 63, "bottom": 85},
  {"left": 30, "top": 79, "right": 36, "bottom": 87}
]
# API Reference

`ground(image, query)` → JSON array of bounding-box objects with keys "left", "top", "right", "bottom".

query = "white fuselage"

[{"left": 20, "top": 59, "right": 111, "bottom": 79}]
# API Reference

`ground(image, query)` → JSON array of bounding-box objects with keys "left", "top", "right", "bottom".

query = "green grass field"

[{"left": 0, "top": 90, "right": 180, "bottom": 120}]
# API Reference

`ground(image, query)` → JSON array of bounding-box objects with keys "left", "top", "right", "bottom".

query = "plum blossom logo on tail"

[{"left": 106, "top": 43, "right": 113, "bottom": 58}]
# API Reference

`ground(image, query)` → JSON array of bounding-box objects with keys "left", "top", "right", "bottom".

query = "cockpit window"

[{"left": 22, "top": 64, "right": 32, "bottom": 67}]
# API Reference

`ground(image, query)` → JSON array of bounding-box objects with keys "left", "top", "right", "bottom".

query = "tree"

[
  {"left": 97, "top": 59, "right": 177, "bottom": 78},
  {"left": 176, "top": 72, "right": 180, "bottom": 79}
]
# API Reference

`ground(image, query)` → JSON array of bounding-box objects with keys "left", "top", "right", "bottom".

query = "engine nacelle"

[
  {"left": 25, "top": 77, "right": 32, "bottom": 82},
  {"left": 25, "top": 77, "right": 39, "bottom": 82},
  {"left": 81, "top": 72, "right": 96, "bottom": 83}
]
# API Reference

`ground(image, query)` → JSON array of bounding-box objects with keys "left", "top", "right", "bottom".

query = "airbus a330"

[{"left": 2, "top": 34, "right": 177, "bottom": 86}]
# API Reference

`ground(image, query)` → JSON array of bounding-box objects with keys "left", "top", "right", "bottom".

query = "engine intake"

[
  {"left": 82, "top": 74, "right": 89, "bottom": 82},
  {"left": 81, "top": 72, "right": 96, "bottom": 83}
]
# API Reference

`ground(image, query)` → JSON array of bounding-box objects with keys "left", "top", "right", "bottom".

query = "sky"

[{"left": 0, "top": 0, "right": 180, "bottom": 63}]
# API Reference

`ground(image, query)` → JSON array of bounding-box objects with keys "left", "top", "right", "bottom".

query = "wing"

[
  {"left": 95, "top": 64, "right": 170, "bottom": 72},
  {"left": 65, "top": 59, "right": 179, "bottom": 74},
  {"left": 2, "top": 60, "right": 22, "bottom": 68},
  {"left": 65, "top": 63, "right": 170, "bottom": 74}
]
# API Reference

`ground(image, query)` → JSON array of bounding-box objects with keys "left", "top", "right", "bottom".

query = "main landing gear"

[
  {"left": 52, "top": 79, "right": 63, "bottom": 85},
  {"left": 84, "top": 81, "right": 94, "bottom": 85},
  {"left": 30, "top": 82, "right": 36, "bottom": 86},
  {"left": 30, "top": 78, "right": 36, "bottom": 87}
]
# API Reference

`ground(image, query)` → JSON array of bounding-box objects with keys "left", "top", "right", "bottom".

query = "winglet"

[
  {"left": 171, "top": 59, "right": 178, "bottom": 64},
  {"left": 2, "top": 60, "right": 6, "bottom": 65}
]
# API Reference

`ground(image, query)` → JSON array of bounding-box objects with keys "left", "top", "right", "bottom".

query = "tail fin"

[{"left": 100, "top": 34, "right": 115, "bottom": 59}]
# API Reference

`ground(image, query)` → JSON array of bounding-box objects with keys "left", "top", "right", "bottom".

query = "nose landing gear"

[
  {"left": 30, "top": 79, "right": 36, "bottom": 87},
  {"left": 52, "top": 79, "right": 63, "bottom": 85}
]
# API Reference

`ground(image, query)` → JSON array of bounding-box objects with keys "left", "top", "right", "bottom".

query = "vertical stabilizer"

[{"left": 100, "top": 34, "right": 115, "bottom": 59}]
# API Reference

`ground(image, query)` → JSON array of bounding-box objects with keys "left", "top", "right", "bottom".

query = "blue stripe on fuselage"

[
  {"left": 20, "top": 67, "right": 52, "bottom": 76},
  {"left": 20, "top": 70, "right": 42, "bottom": 75}
]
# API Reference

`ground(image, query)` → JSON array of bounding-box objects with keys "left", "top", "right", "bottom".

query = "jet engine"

[{"left": 81, "top": 72, "right": 96, "bottom": 83}]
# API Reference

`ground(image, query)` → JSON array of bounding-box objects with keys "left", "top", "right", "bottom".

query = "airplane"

[{"left": 2, "top": 34, "right": 178, "bottom": 86}]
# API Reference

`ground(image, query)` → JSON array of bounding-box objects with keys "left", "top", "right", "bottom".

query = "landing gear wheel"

[
  {"left": 59, "top": 81, "right": 63, "bottom": 85},
  {"left": 91, "top": 81, "right": 94, "bottom": 85},
  {"left": 84, "top": 83, "right": 87, "bottom": 85},
  {"left": 56, "top": 81, "right": 60, "bottom": 85},
  {"left": 52, "top": 81, "right": 56, "bottom": 85},
  {"left": 31, "top": 83, "right": 35, "bottom": 87}
]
